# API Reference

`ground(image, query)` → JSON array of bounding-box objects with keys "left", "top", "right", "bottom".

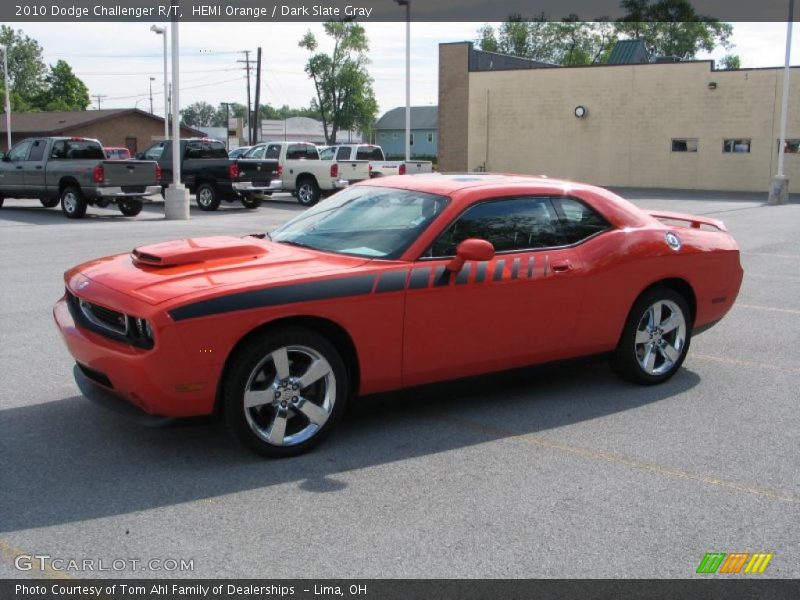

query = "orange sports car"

[{"left": 54, "top": 174, "right": 743, "bottom": 457}]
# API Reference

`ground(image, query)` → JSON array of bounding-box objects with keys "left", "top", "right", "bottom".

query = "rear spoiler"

[{"left": 646, "top": 210, "right": 727, "bottom": 232}]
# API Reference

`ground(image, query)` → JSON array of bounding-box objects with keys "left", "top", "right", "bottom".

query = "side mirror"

[{"left": 446, "top": 238, "right": 495, "bottom": 273}]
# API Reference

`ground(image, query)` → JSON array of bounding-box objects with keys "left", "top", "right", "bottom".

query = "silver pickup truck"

[{"left": 0, "top": 137, "right": 160, "bottom": 219}]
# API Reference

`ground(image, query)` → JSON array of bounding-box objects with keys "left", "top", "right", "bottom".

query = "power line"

[{"left": 92, "top": 94, "right": 107, "bottom": 109}]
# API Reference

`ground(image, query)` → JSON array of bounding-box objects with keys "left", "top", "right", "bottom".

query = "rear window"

[
  {"left": 287, "top": 144, "right": 318, "bottom": 160},
  {"left": 50, "top": 139, "right": 105, "bottom": 160},
  {"left": 185, "top": 140, "right": 228, "bottom": 159},
  {"left": 356, "top": 146, "right": 384, "bottom": 161}
]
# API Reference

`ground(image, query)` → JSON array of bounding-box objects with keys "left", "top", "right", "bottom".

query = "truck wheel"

[
  {"left": 118, "top": 199, "right": 144, "bottom": 217},
  {"left": 60, "top": 186, "right": 88, "bottom": 219},
  {"left": 0, "top": 196, "right": 4, "bottom": 208},
  {"left": 195, "top": 183, "right": 220, "bottom": 211},
  {"left": 40, "top": 198, "right": 60, "bottom": 208},
  {"left": 296, "top": 177, "right": 321, "bottom": 207},
  {"left": 241, "top": 195, "right": 263, "bottom": 209}
]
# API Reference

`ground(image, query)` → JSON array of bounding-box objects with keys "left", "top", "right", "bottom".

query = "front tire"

[
  {"left": 296, "top": 177, "right": 321, "bottom": 207},
  {"left": 60, "top": 186, "right": 87, "bottom": 219},
  {"left": 610, "top": 287, "right": 691, "bottom": 385},
  {"left": 195, "top": 183, "right": 220, "bottom": 211},
  {"left": 223, "top": 327, "right": 349, "bottom": 458},
  {"left": 241, "top": 195, "right": 263, "bottom": 209},
  {"left": 118, "top": 199, "right": 144, "bottom": 216}
]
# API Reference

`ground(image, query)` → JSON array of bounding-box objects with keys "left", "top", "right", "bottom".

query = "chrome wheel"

[
  {"left": 63, "top": 192, "right": 77, "bottom": 213},
  {"left": 242, "top": 345, "right": 336, "bottom": 447},
  {"left": 297, "top": 183, "right": 314, "bottom": 204},
  {"left": 634, "top": 299, "right": 687, "bottom": 376},
  {"left": 197, "top": 188, "right": 213, "bottom": 207}
]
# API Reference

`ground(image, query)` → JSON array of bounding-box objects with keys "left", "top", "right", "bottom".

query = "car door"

[
  {"left": 21, "top": 139, "right": 48, "bottom": 197},
  {"left": 402, "top": 196, "right": 588, "bottom": 387},
  {"left": 0, "top": 140, "right": 34, "bottom": 197}
]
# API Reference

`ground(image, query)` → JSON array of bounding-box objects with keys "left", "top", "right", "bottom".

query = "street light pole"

[
  {"left": 162, "top": 11, "right": 189, "bottom": 220},
  {"left": 769, "top": 0, "right": 795, "bottom": 205},
  {"left": 394, "top": 0, "right": 411, "bottom": 162},
  {"left": 151, "top": 25, "right": 169, "bottom": 140},
  {"left": 1, "top": 44, "right": 12, "bottom": 151}
]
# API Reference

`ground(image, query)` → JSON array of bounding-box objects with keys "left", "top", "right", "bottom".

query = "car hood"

[{"left": 68, "top": 236, "right": 370, "bottom": 305}]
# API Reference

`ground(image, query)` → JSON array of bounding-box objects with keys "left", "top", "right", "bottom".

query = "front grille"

[{"left": 81, "top": 299, "right": 128, "bottom": 334}]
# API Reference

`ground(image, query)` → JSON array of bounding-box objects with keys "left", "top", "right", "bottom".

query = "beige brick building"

[{"left": 439, "top": 42, "right": 800, "bottom": 192}]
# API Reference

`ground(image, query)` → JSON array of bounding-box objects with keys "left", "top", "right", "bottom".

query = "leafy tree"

[
  {"left": 0, "top": 25, "right": 47, "bottom": 108},
  {"left": 180, "top": 101, "right": 217, "bottom": 127},
  {"left": 299, "top": 21, "right": 378, "bottom": 144},
  {"left": 36, "top": 61, "right": 90, "bottom": 110},
  {"left": 717, "top": 54, "right": 741, "bottom": 70},
  {"left": 616, "top": 0, "right": 733, "bottom": 60}
]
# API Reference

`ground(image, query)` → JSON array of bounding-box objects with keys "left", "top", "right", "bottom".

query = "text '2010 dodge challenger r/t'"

[{"left": 54, "top": 174, "right": 743, "bottom": 457}]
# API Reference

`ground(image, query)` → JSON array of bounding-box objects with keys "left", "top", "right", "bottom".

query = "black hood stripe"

[{"left": 169, "top": 274, "right": 377, "bottom": 321}]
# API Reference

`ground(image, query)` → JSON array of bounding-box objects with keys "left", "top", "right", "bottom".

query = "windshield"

[
  {"left": 271, "top": 186, "right": 449, "bottom": 260},
  {"left": 319, "top": 147, "right": 335, "bottom": 160}
]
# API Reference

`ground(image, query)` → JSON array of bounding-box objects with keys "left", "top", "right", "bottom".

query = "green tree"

[
  {"left": 299, "top": 21, "right": 378, "bottom": 144},
  {"left": 36, "top": 60, "right": 90, "bottom": 110},
  {"left": 180, "top": 101, "right": 217, "bottom": 127},
  {"left": 617, "top": 0, "right": 733, "bottom": 60},
  {"left": 0, "top": 25, "right": 47, "bottom": 108},
  {"left": 717, "top": 54, "right": 741, "bottom": 70}
]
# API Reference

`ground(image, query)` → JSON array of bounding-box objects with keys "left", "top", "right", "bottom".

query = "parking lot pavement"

[{"left": 0, "top": 191, "right": 798, "bottom": 579}]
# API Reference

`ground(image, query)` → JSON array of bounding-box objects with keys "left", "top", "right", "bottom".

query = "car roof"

[{"left": 362, "top": 173, "right": 595, "bottom": 195}]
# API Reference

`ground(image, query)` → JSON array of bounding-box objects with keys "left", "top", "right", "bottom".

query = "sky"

[{"left": 12, "top": 21, "right": 800, "bottom": 118}]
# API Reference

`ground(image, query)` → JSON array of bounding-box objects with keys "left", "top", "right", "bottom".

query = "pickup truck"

[
  {"left": 137, "top": 138, "right": 280, "bottom": 211},
  {"left": 0, "top": 137, "right": 160, "bottom": 219},
  {"left": 244, "top": 141, "right": 369, "bottom": 206},
  {"left": 319, "top": 143, "right": 433, "bottom": 178}
]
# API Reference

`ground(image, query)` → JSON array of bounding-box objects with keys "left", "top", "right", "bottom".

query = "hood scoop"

[{"left": 131, "top": 236, "right": 269, "bottom": 267}]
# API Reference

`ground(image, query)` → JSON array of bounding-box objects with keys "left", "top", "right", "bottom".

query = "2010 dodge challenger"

[{"left": 53, "top": 174, "right": 743, "bottom": 457}]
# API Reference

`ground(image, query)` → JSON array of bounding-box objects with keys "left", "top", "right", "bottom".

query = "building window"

[
  {"left": 671, "top": 138, "right": 698, "bottom": 153},
  {"left": 427, "top": 132, "right": 434, "bottom": 143},
  {"left": 410, "top": 133, "right": 415, "bottom": 146},
  {"left": 723, "top": 139, "right": 751, "bottom": 153},
  {"left": 779, "top": 139, "right": 800, "bottom": 154}
]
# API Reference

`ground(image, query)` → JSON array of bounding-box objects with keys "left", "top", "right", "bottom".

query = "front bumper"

[
  {"left": 96, "top": 185, "right": 162, "bottom": 198},
  {"left": 232, "top": 179, "right": 282, "bottom": 193},
  {"left": 53, "top": 296, "right": 215, "bottom": 418}
]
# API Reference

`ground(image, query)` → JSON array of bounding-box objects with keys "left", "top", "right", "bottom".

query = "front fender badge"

[{"left": 666, "top": 232, "right": 682, "bottom": 251}]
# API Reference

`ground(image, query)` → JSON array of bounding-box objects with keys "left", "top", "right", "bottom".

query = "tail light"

[
  {"left": 229, "top": 162, "right": 239, "bottom": 179},
  {"left": 277, "top": 164, "right": 283, "bottom": 176},
  {"left": 330, "top": 163, "right": 339, "bottom": 178},
  {"left": 398, "top": 164, "right": 406, "bottom": 175},
  {"left": 368, "top": 164, "right": 373, "bottom": 176},
  {"left": 92, "top": 164, "right": 104, "bottom": 184},
  {"left": 155, "top": 163, "right": 162, "bottom": 181}
]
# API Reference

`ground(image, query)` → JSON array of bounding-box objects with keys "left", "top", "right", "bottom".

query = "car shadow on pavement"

[{"left": 0, "top": 359, "right": 700, "bottom": 533}]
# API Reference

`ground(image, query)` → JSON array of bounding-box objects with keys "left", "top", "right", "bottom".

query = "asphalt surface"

[{"left": 0, "top": 189, "right": 798, "bottom": 579}]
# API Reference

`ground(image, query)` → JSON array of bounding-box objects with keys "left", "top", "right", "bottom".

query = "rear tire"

[
  {"left": 296, "top": 177, "right": 321, "bottom": 207},
  {"left": 60, "top": 186, "right": 88, "bottom": 219},
  {"left": 223, "top": 327, "right": 349, "bottom": 458},
  {"left": 40, "top": 198, "right": 59, "bottom": 208},
  {"left": 610, "top": 287, "right": 692, "bottom": 385},
  {"left": 118, "top": 199, "right": 144, "bottom": 216},
  {"left": 241, "top": 195, "right": 263, "bottom": 209},
  {"left": 195, "top": 183, "right": 220, "bottom": 211}
]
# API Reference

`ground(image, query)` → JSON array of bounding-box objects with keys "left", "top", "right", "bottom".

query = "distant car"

[
  {"left": 104, "top": 147, "right": 132, "bottom": 160},
  {"left": 54, "top": 174, "right": 743, "bottom": 457},
  {"left": 228, "top": 146, "right": 252, "bottom": 159}
]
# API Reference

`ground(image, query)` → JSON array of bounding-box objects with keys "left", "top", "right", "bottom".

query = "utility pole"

[
  {"left": 92, "top": 95, "right": 107, "bottom": 110},
  {"left": 149, "top": 77, "right": 155, "bottom": 113},
  {"left": 769, "top": 0, "right": 795, "bottom": 205},
  {"left": 237, "top": 51, "right": 253, "bottom": 144},
  {"left": 221, "top": 102, "right": 233, "bottom": 150},
  {"left": 0, "top": 44, "right": 11, "bottom": 151},
  {"left": 253, "top": 47, "right": 262, "bottom": 145}
]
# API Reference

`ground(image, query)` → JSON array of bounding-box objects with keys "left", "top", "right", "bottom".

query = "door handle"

[
  {"left": 16, "top": 165, "right": 23, "bottom": 170},
  {"left": 35, "top": 166, "right": 43, "bottom": 170},
  {"left": 550, "top": 261, "right": 573, "bottom": 273}
]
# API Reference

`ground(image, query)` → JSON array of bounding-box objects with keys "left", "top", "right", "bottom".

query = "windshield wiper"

[
  {"left": 277, "top": 239, "right": 318, "bottom": 250},
  {"left": 247, "top": 232, "right": 271, "bottom": 240}
]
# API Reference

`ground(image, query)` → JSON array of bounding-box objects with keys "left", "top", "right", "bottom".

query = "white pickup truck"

[
  {"left": 244, "top": 141, "right": 369, "bottom": 206},
  {"left": 320, "top": 143, "right": 433, "bottom": 178}
]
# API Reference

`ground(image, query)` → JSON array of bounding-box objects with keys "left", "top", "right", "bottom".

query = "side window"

[
  {"left": 143, "top": 142, "right": 165, "bottom": 161},
  {"left": 336, "top": 147, "right": 350, "bottom": 161},
  {"left": 50, "top": 141, "right": 67, "bottom": 159},
  {"left": 202, "top": 141, "right": 228, "bottom": 158},
  {"left": 555, "top": 197, "right": 611, "bottom": 245},
  {"left": 286, "top": 144, "right": 304, "bottom": 160},
  {"left": 304, "top": 145, "right": 319, "bottom": 160},
  {"left": 430, "top": 197, "right": 561, "bottom": 257},
  {"left": 266, "top": 145, "right": 281, "bottom": 159},
  {"left": 185, "top": 141, "right": 203, "bottom": 159},
  {"left": 27, "top": 140, "right": 46, "bottom": 162},
  {"left": 8, "top": 141, "right": 33, "bottom": 161}
]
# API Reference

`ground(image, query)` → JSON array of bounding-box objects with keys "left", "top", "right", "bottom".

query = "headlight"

[{"left": 131, "top": 317, "right": 155, "bottom": 346}]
